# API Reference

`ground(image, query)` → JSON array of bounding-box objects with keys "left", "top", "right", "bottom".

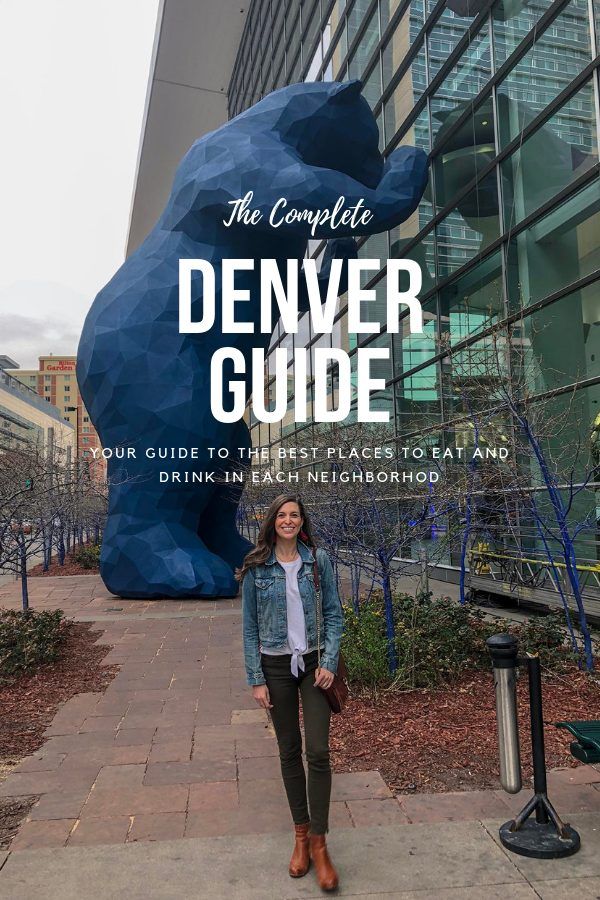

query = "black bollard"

[{"left": 487, "top": 635, "right": 580, "bottom": 859}]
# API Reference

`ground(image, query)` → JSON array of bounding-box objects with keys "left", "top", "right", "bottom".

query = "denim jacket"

[{"left": 242, "top": 541, "right": 344, "bottom": 686}]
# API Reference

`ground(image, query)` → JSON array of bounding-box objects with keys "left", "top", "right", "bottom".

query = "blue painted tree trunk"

[
  {"left": 378, "top": 551, "right": 398, "bottom": 673},
  {"left": 531, "top": 500, "right": 582, "bottom": 663},
  {"left": 520, "top": 416, "right": 594, "bottom": 671},
  {"left": 459, "top": 406, "right": 480, "bottom": 605}
]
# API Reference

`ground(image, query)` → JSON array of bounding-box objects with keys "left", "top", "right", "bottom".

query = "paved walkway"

[
  {"left": 2, "top": 816, "right": 600, "bottom": 899},
  {"left": 0, "top": 575, "right": 599, "bottom": 897}
]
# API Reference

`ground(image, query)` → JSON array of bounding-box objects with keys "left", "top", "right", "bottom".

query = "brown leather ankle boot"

[
  {"left": 309, "top": 833, "right": 339, "bottom": 891},
  {"left": 289, "top": 823, "right": 311, "bottom": 877}
]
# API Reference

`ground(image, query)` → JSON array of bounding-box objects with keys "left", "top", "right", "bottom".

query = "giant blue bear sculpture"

[{"left": 77, "top": 80, "right": 428, "bottom": 599}]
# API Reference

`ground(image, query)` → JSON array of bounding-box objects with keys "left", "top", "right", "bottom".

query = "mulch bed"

[
  {"left": 28, "top": 555, "right": 99, "bottom": 577},
  {"left": 0, "top": 621, "right": 117, "bottom": 848},
  {"left": 330, "top": 667, "right": 600, "bottom": 794}
]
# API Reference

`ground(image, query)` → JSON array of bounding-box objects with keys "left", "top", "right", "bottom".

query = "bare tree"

[
  {"left": 443, "top": 314, "right": 596, "bottom": 669},
  {"left": 0, "top": 443, "right": 107, "bottom": 609},
  {"left": 239, "top": 420, "right": 458, "bottom": 673}
]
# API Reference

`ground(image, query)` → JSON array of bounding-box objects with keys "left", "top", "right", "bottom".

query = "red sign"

[{"left": 44, "top": 362, "right": 76, "bottom": 372}]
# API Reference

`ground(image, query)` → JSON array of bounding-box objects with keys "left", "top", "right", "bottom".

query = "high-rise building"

[
  {"left": 227, "top": 0, "right": 600, "bottom": 566},
  {"left": 129, "top": 0, "right": 600, "bottom": 576},
  {"left": 8, "top": 356, "right": 105, "bottom": 477},
  {"left": 0, "top": 358, "right": 75, "bottom": 461}
]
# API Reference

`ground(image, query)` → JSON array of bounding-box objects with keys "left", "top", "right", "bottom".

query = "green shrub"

[
  {"left": 0, "top": 609, "right": 66, "bottom": 679},
  {"left": 340, "top": 598, "right": 390, "bottom": 691},
  {"left": 340, "top": 591, "right": 573, "bottom": 692},
  {"left": 73, "top": 543, "right": 101, "bottom": 569},
  {"left": 516, "top": 611, "right": 571, "bottom": 670},
  {"left": 392, "top": 593, "right": 494, "bottom": 689}
]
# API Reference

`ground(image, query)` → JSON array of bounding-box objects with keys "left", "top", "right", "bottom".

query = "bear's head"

[{"left": 241, "top": 80, "right": 384, "bottom": 190}]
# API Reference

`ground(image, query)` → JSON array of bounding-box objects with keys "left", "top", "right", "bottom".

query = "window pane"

[
  {"left": 395, "top": 298, "right": 438, "bottom": 374},
  {"left": 303, "top": 2, "right": 322, "bottom": 59},
  {"left": 348, "top": 0, "right": 375, "bottom": 46},
  {"left": 401, "top": 104, "right": 430, "bottom": 155},
  {"left": 364, "top": 388, "right": 395, "bottom": 420},
  {"left": 394, "top": 300, "right": 441, "bottom": 429},
  {"left": 305, "top": 40, "right": 323, "bottom": 81},
  {"left": 441, "top": 332, "right": 511, "bottom": 417},
  {"left": 326, "top": 8, "right": 347, "bottom": 78},
  {"left": 396, "top": 379, "right": 442, "bottom": 433},
  {"left": 288, "top": 49, "right": 302, "bottom": 83},
  {"left": 376, "top": 109, "right": 385, "bottom": 153},
  {"left": 387, "top": 108, "right": 433, "bottom": 254},
  {"left": 274, "top": 59, "right": 286, "bottom": 89},
  {"left": 261, "top": 62, "right": 273, "bottom": 92},
  {"left": 353, "top": 247, "right": 388, "bottom": 338},
  {"left": 287, "top": 12, "right": 302, "bottom": 69},
  {"left": 514, "top": 280, "right": 600, "bottom": 394},
  {"left": 427, "top": 6, "right": 473, "bottom": 83},
  {"left": 436, "top": 182, "right": 501, "bottom": 278},
  {"left": 389, "top": 230, "right": 436, "bottom": 295},
  {"left": 381, "top": 0, "right": 418, "bottom": 32},
  {"left": 260, "top": 3, "right": 272, "bottom": 58},
  {"left": 328, "top": 0, "right": 346, "bottom": 39},
  {"left": 396, "top": 363, "right": 442, "bottom": 425},
  {"left": 382, "top": 1, "right": 426, "bottom": 89},
  {"left": 358, "top": 331, "right": 394, "bottom": 384},
  {"left": 492, "top": 0, "right": 553, "bottom": 69},
  {"left": 524, "top": 389, "right": 597, "bottom": 525},
  {"left": 439, "top": 250, "right": 504, "bottom": 345},
  {"left": 430, "top": 28, "right": 492, "bottom": 140},
  {"left": 432, "top": 95, "right": 496, "bottom": 212},
  {"left": 383, "top": 42, "right": 427, "bottom": 141},
  {"left": 272, "top": 2, "right": 284, "bottom": 46},
  {"left": 502, "top": 80, "right": 598, "bottom": 229},
  {"left": 361, "top": 59, "right": 382, "bottom": 109},
  {"left": 506, "top": 178, "right": 600, "bottom": 311},
  {"left": 496, "top": 0, "right": 592, "bottom": 148},
  {"left": 348, "top": 9, "right": 380, "bottom": 80}
]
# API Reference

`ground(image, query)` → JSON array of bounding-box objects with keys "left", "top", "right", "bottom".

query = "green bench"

[{"left": 556, "top": 721, "right": 600, "bottom": 764}]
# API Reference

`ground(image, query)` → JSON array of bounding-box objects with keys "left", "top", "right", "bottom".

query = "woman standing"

[{"left": 239, "top": 494, "right": 344, "bottom": 892}]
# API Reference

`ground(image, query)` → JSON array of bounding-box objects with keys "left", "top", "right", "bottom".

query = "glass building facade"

[{"left": 228, "top": 0, "right": 600, "bottom": 569}]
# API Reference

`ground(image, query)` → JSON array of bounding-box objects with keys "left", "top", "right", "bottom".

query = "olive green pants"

[{"left": 261, "top": 650, "right": 332, "bottom": 834}]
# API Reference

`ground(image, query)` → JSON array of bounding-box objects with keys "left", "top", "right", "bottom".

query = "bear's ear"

[{"left": 330, "top": 79, "right": 363, "bottom": 104}]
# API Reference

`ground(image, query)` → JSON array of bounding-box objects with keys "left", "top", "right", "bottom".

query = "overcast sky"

[{"left": 0, "top": 1, "right": 161, "bottom": 369}]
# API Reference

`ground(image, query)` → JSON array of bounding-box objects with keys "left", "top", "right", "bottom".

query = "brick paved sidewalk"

[{"left": 1, "top": 575, "right": 600, "bottom": 854}]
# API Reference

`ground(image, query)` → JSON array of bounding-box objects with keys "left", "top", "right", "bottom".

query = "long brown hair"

[{"left": 237, "top": 493, "right": 316, "bottom": 582}]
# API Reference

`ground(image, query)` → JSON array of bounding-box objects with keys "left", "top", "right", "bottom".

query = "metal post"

[
  {"left": 528, "top": 655, "right": 548, "bottom": 824},
  {"left": 487, "top": 634, "right": 522, "bottom": 794},
  {"left": 488, "top": 635, "right": 581, "bottom": 859}
]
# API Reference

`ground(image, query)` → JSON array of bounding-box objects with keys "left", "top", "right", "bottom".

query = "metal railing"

[{"left": 468, "top": 541, "right": 600, "bottom": 618}]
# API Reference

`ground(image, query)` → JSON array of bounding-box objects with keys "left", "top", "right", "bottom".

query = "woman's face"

[{"left": 274, "top": 501, "right": 303, "bottom": 542}]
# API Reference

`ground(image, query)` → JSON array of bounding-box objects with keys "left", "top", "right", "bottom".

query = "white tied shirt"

[{"left": 262, "top": 555, "right": 308, "bottom": 676}]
